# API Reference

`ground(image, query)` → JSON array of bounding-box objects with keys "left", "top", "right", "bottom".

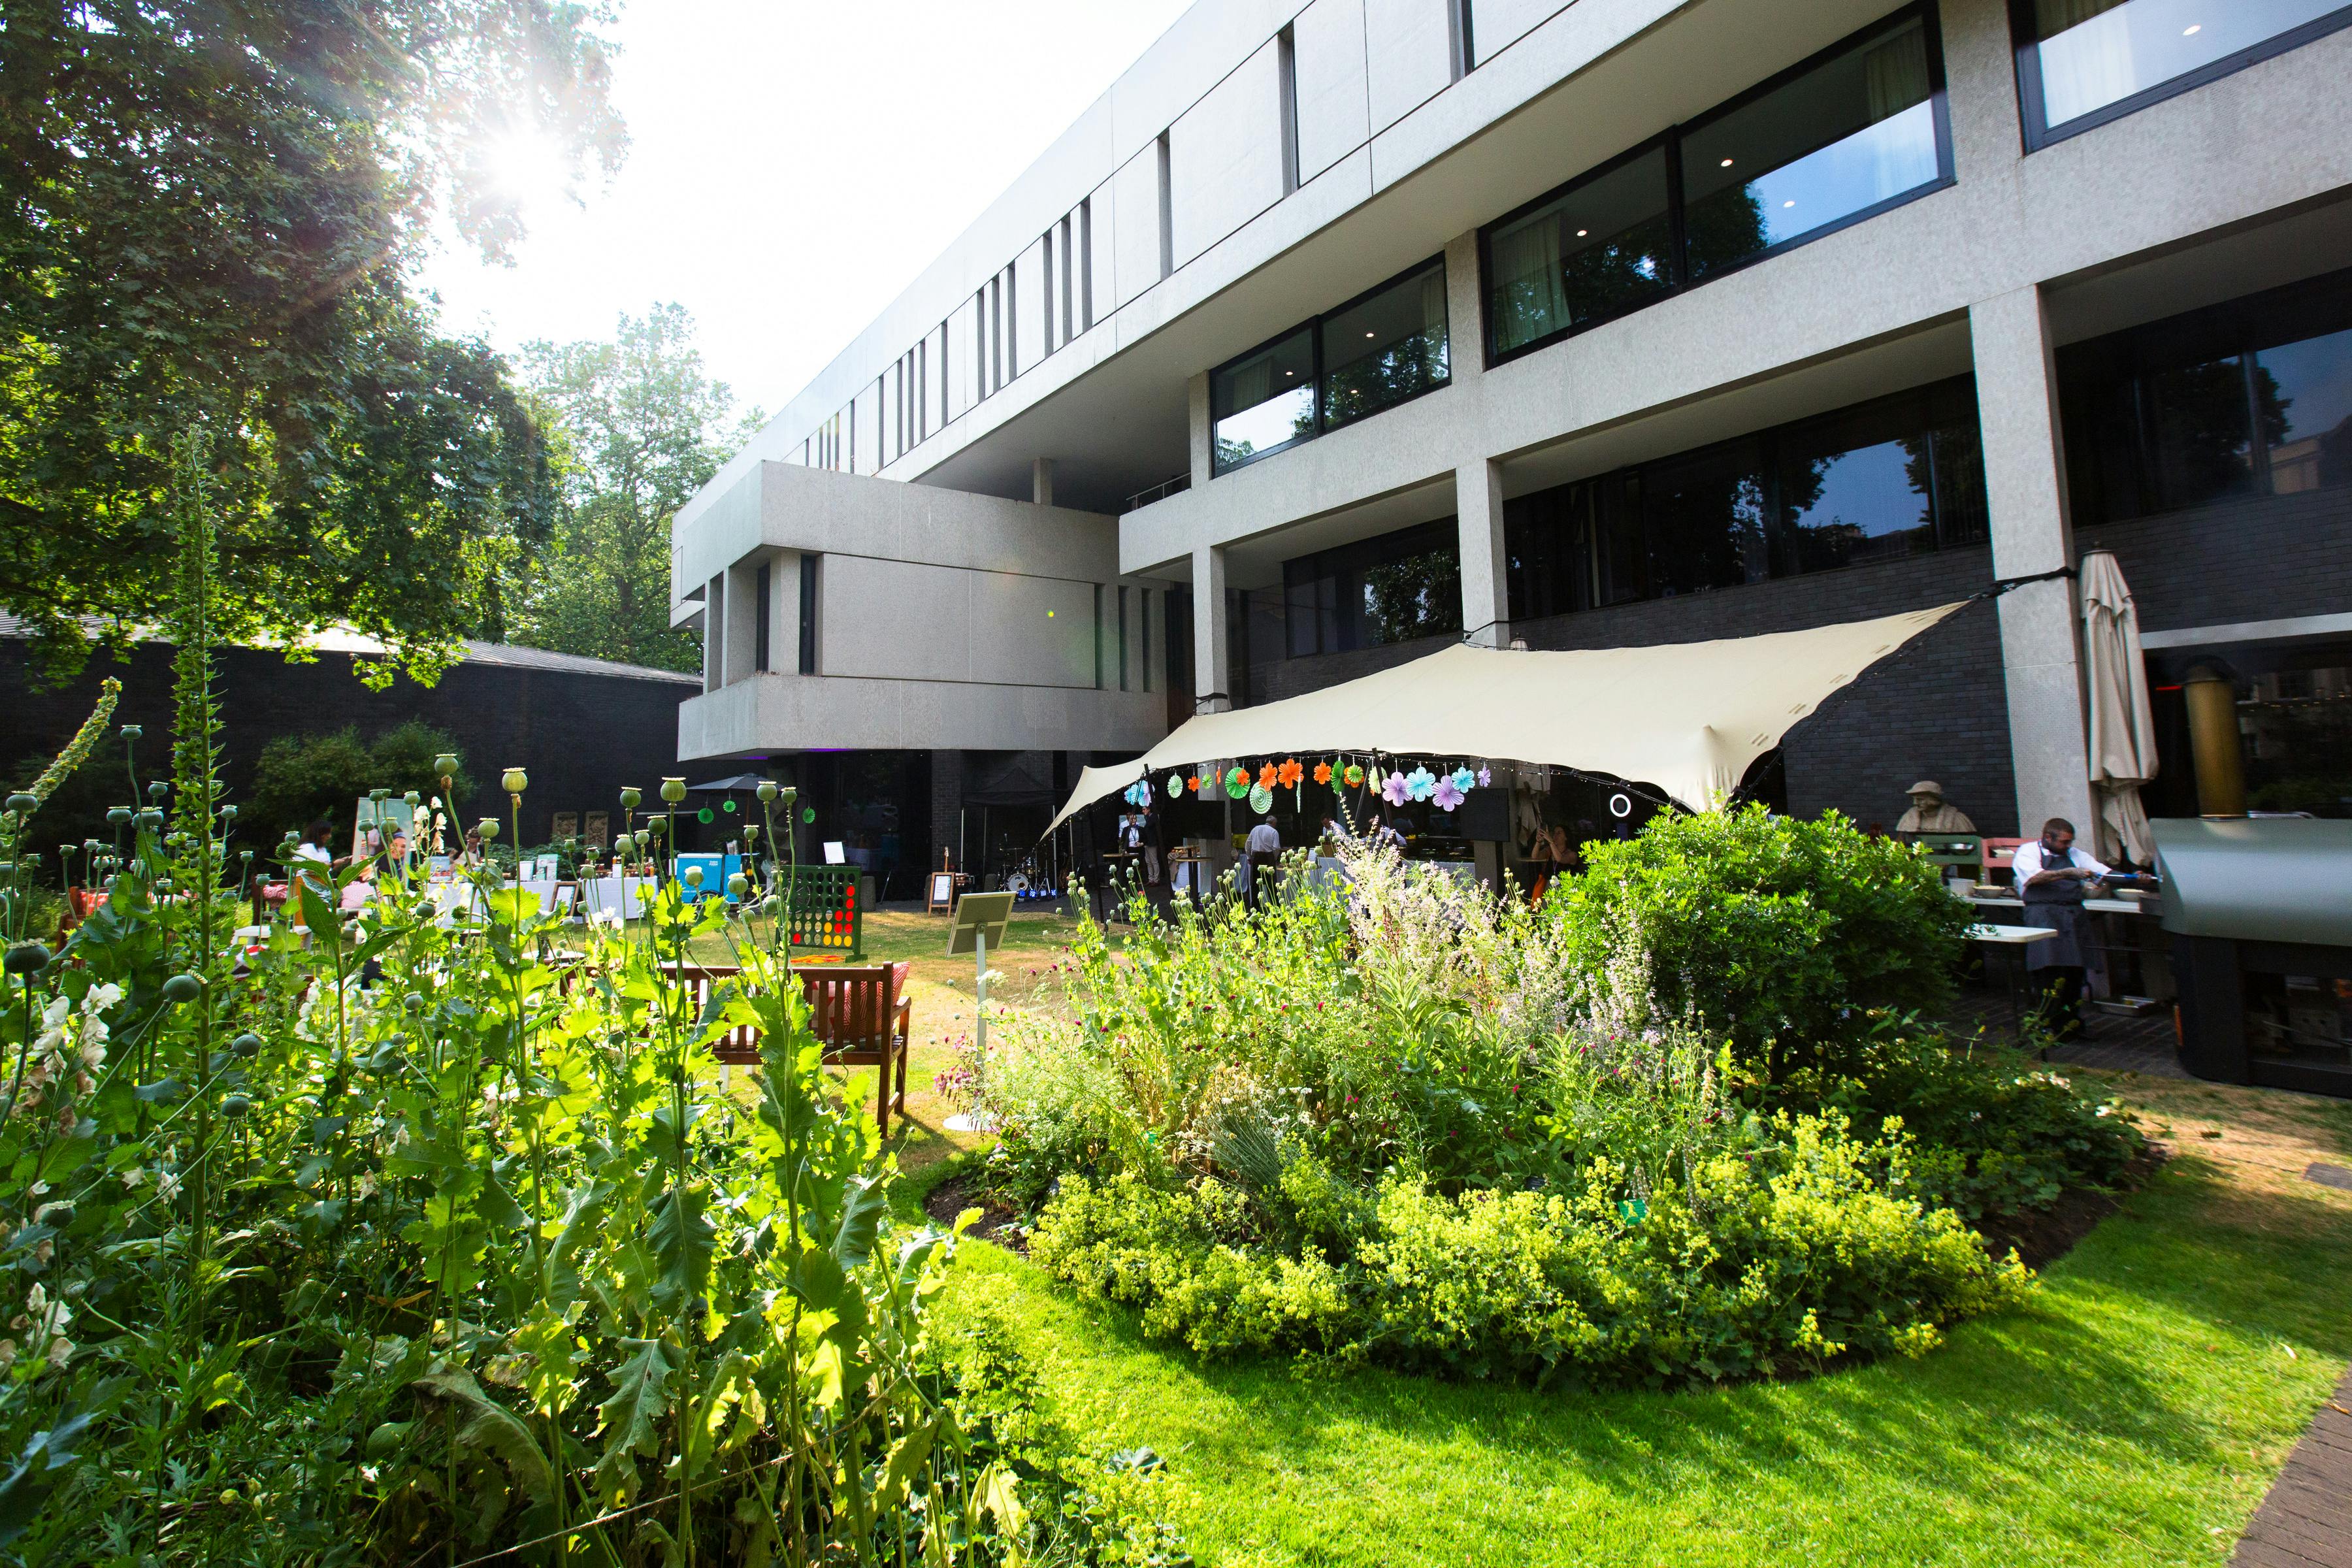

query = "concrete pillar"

[
  {"left": 702, "top": 574, "right": 725, "bottom": 693},
  {"left": 1191, "top": 543, "right": 1231, "bottom": 712},
  {"left": 1970, "top": 285, "right": 2095, "bottom": 834},
  {"left": 1031, "top": 457, "right": 1056, "bottom": 508},
  {"left": 722, "top": 558, "right": 760, "bottom": 685},
  {"left": 1187, "top": 371, "right": 1213, "bottom": 489},
  {"left": 1456, "top": 459, "right": 1509, "bottom": 647}
]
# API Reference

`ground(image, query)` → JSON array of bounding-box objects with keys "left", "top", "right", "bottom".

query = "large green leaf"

[
  {"left": 830, "top": 1174, "right": 889, "bottom": 1271},
  {"left": 647, "top": 1182, "right": 715, "bottom": 1315},
  {"left": 592, "top": 1338, "right": 675, "bottom": 1501}
]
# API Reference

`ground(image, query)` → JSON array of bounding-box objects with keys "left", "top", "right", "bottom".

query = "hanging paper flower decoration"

[
  {"left": 1225, "top": 767, "right": 1250, "bottom": 799},
  {"left": 1380, "top": 770, "right": 1411, "bottom": 807},
  {"left": 1167, "top": 773, "right": 1185, "bottom": 798},
  {"left": 1405, "top": 766, "right": 1437, "bottom": 802},
  {"left": 1256, "top": 762, "right": 1278, "bottom": 791},
  {"left": 1477, "top": 766, "right": 1493, "bottom": 789},
  {"left": 1249, "top": 783, "right": 1274, "bottom": 815},
  {"left": 1313, "top": 761, "right": 1333, "bottom": 787},
  {"left": 1344, "top": 763, "right": 1365, "bottom": 789},
  {"left": 1432, "top": 776, "right": 1465, "bottom": 811},
  {"left": 1449, "top": 766, "right": 1477, "bottom": 796},
  {"left": 1124, "top": 779, "right": 1152, "bottom": 808},
  {"left": 1277, "top": 758, "right": 1304, "bottom": 790},
  {"left": 1188, "top": 774, "right": 1202, "bottom": 793}
]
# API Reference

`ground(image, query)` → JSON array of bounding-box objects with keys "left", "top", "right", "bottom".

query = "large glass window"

[
  {"left": 1484, "top": 149, "right": 1674, "bottom": 354},
  {"left": 1321, "top": 259, "right": 1450, "bottom": 431},
  {"left": 2059, "top": 267, "right": 2352, "bottom": 523},
  {"left": 1682, "top": 15, "right": 1945, "bottom": 280},
  {"left": 1281, "top": 520, "right": 1463, "bottom": 657},
  {"left": 1481, "top": 7, "right": 1952, "bottom": 364},
  {"left": 2016, "top": 0, "right": 2352, "bottom": 145},
  {"left": 1504, "top": 376, "right": 1989, "bottom": 621},
  {"left": 1210, "top": 259, "right": 1451, "bottom": 475},
  {"left": 1211, "top": 327, "right": 1315, "bottom": 471}
]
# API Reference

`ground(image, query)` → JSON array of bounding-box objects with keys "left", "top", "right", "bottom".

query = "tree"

[
  {"left": 512, "top": 304, "right": 759, "bottom": 672},
  {"left": 0, "top": 0, "right": 626, "bottom": 685},
  {"left": 243, "top": 721, "right": 474, "bottom": 845}
]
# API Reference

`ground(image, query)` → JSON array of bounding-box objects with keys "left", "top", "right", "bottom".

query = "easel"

[
  {"left": 942, "top": 890, "right": 1014, "bottom": 1134},
  {"left": 926, "top": 847, "right": 970, "bottom": 914}
]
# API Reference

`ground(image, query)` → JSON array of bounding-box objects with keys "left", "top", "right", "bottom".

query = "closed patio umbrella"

[{"left": 2081, "top": 549, "right": 2158, "bottom": 865}]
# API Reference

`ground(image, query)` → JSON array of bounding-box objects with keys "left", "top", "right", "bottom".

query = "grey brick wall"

[
  {"left": 1250, "top": 546, "right": 2021, "bottom": 836},
  {"left": 2080, "top": 486, "right": 2352, "bottom": 634}
]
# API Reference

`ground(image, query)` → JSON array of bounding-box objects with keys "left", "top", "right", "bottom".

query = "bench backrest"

[{"left": 798, "top": 962, "right": 909, "bottom": 1049}]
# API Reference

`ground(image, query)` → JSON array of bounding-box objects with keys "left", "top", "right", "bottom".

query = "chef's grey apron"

[{"left": 2021, "top": 852, "right": 2106, "bottom": 990}]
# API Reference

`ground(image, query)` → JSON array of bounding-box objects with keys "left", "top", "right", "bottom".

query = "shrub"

[
  {"left": 1554, "top": 806, "right": 1972, "bottom": 1079},
  {"left": 243, "top": 719, "right": 472, "bottom": 843}
]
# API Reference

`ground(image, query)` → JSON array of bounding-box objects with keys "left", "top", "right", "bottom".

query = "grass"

[{"left": 893, "top": 1070, "right": 2352, "bottom": 1567}]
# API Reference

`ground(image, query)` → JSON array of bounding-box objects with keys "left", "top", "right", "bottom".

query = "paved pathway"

[{"left": 2231, "top": 1366, "right": 2352, "bottom": 1567}]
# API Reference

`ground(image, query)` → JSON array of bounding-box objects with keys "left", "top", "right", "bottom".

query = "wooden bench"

[{"left": 689, "top": 961, "right": 912, "bottom": 1133}]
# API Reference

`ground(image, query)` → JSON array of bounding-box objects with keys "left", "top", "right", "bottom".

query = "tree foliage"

[
  {"left": 242, "top": 721, "right": 472, "bottom": 843},
  {"left": 0, "top": 0, "right": 627, "bottom": 684},
  {"left": 510, "top": 304, "right": 757, "bottom": 673}
]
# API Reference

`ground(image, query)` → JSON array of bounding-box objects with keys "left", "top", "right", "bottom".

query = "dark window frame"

[
  {"left": 1479, "top": 2, "right": 1954, "bottom": 369},
  {"left": 1209, "top": 253, "right": 1452, "bottom": 477},
  {"left": 2010, "top": 0, "right": 2352, "bottom": 151}
]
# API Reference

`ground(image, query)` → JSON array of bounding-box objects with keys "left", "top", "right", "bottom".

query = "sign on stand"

[{"left": 942, "top": 891, "right": 1015, "bottom": 1133}]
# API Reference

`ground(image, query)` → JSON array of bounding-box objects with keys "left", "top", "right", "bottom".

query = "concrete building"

[{"left": 672, "top": 0, "right": 2352, "bottom": 886}]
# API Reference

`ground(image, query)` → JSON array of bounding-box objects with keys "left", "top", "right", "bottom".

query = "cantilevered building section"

[{"left": 674, "top": 0, "right": 2352, "bottom": 892}]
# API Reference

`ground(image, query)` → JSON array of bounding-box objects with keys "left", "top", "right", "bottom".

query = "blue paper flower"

[{"left": 1405, "top": 766, "right": 1437, "bottom": 802}]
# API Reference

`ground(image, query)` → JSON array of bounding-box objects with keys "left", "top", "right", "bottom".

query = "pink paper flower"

[
  {"left": 1432, "top": 776, "right": 1465, "bottom": 811},
  {"left": 1380, "top": 770, "right": 1411, "bottom": 806}
]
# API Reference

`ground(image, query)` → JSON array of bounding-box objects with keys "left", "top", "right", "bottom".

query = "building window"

[
  {"left": 796, "top": 555, "right": 819, "bottom": 675},
  {"left": 1211, "top": 257, "right": 1452, "bottom": 475},
  {"left": 1213, "top": 327, "right": 1316, "bottom": 471},
  {"left": 1321, "top": 257, "right": 1450, "bottom": 433},
  {"left": 753, "top": 562, "right": 772, "bottom": 673},
  {"left": 2012, "top": 0, "right": 2352, "bottom": 148},
  {"left": 1480, "top": 6, "right": 1951, "bottom": 365},
  {"left": 1282, "top": 519, "right": 1464, "bottom": 657},
  {"left": 2061, "top": 267, "right": 2352, "bottom": 522},
  {"left": 1504, "top": 376, "right": 1989, "bottom": 621}
]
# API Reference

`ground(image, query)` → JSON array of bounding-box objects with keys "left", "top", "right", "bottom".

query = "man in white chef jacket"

[{"left": 2010, "top": 817, "right": 2153, "bottom": 1041}]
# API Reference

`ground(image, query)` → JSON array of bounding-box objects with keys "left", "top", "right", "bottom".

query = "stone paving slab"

[{"left": 2233, "top": 1367, "right": 2352, "bottom": 1568}]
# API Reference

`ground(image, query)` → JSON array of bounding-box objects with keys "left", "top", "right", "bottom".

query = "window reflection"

[
  {"left": 2258, "top": 327, "right": 2352, "bottom": 493},
  {"left": 1320, "top": 259, "right": 1450, "bottom": 432},
  {"left": 1211, "top": 327, "right": 1315, "bottom": 471},
  {"left": 2026, "top": 0, "right": 2350, "bottom": 134},
  {"left": 1504, "top": 376, "right": 1988, "bottom": 619},
  {"left": 1282, "top": 520, "right": 1463, "bottom": 655},
  {"left": 1486, "top": 150, "right": 1674, "bottom": 353},
  {"left": 1682, "top": 18, "right": 1942, "bottom": 280}
]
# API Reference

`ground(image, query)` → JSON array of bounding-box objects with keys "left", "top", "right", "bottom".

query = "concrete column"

[
  {"left": 1970, "top": 285, "right": 2095, "bottom": 834},
  {"left": 1456, "top": 459, "right": 1509, "bottom": 647},
  {"left": 722, "top": 558, "right": 760, "bottom": 685},
  {"left": 1031, "top": 457, "right": 1056, "bottom": 508},
  {"left": 1443, "top": 229, "right": 1484, "bottom": 380},
  {"left": 1187, "top": 371, "right": 1213, "bottom": 489},
  {"left": 930, "top": 749, "right": 965, "bottom": 872},
  {"left": 1191, "top": 543, "right": 1231, "bottom": 712}
]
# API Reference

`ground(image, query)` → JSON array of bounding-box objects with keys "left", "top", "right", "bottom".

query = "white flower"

[
  {"left": 155, "top": 1169, "right": 182, "bottom": 1201},
  {"left": 39, "top": 996, "right": 69, "bottom": 1030},
  {"left": 0, "top": 1341, "right": 16, "bottom": 1368},
  {"left": 84, "top": 983, "right": 122, "bottom": 1013},
  {"left": 120, "top": 1166, "right": 144, "bottom": 1190},
  {"left": 45, "top": 1337, "right": 69, "bottom": 1370}
]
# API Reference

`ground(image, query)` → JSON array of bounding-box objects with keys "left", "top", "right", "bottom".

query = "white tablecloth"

[{"left": 428, "top": 875, "right": 655, "bottom": 921}]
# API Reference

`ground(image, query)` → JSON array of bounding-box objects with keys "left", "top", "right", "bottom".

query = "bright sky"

[{"left": 414, "top": 0, "right": 1194, "bottom": 419}]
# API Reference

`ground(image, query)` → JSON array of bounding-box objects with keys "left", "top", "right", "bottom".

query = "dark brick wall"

[
  {"left": 1248, "top": 547, "right": 2021, "bottom": 836},
  {"left": 2079, "top": 486, "right": 2352, "bottom": 634},
  {"left": 1, "top": 638, "right": 695, "bottom": 849}
]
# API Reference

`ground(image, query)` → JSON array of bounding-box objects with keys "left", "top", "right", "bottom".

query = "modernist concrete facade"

[{"left": 673, "top": 0, "right": 2352, "bottom": 872}]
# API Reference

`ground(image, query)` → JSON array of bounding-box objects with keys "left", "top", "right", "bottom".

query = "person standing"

[
  {"left": 1139, "top": 801, "right": 1164, "bottom": 887},
  {"left": 1243, "top": 816, "right": 1282, "bottom": 909},
  {"left": 2011, "top": 817, "right": 2151, "bottom": 1041}
]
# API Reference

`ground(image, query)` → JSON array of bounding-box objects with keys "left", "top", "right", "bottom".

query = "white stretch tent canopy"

[{"left": 1046, "top": 602, "right": 1968, "bottom": 835}]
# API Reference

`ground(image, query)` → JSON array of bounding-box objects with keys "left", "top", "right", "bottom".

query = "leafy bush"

[
  {"left": 1554, "top": 805, "right": 1972, "bottom": 1079},
  {"left": 990, "top": 825, "right": 2136, "bottom": 1387},
  {"left": 243, "top": 719, "right": 472, "bottom": 843},
  {"left": 0, "top": 469, "right": 1189, "bottom": 1565}
]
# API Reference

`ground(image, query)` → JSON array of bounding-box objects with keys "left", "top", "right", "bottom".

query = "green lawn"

[{"left": 900, "top": 1072, "right": 2352, "bottom": 1567}]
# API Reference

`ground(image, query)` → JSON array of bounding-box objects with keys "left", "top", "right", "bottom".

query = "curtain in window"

[
  {"left": 1225, "top": 355, "right": 1273, "bottom": 414},
  {"left": 2033, "top": 0, "right": 2139, "bottom": 124},
  {"left": 1490, "top": 212, "right": 1569, "bottom": 351},
  {"left": 1862, "top": 22, "right": 1931, "bottom": 122}
]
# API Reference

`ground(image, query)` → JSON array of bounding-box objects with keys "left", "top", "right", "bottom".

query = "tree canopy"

[
  {"left": 0, "top": 0, "right": 626, "bottom": 684},
  {"left": 510, "top": 303, "right": 757, "bottom": 673}
]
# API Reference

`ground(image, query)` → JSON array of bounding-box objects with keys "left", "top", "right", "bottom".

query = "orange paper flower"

[
  {"left": 1256, "top": 762, "right": 1278, "bottom": 790},
  {"left": 1277, "top": 758, "right": 1304, "bottom": 789},
  {"left": 1187, "top": 775, "right": 1201, "bottom": 792},
  {"left": 1313, "top": 760, "right": 1333, "bottom": 786}
]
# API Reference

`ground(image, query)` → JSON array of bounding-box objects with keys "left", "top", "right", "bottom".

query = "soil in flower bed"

[
  {"left": 925, "top": 1171, "right": 1029, "bottom": 1252},
  {"left": 1976, "top": 1148, "right": 2166, "bottom": 1269}
]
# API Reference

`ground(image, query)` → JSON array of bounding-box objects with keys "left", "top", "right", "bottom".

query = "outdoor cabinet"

[{"left": 2153, "top": 818, "right": 2352, "bottom": 1099}]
